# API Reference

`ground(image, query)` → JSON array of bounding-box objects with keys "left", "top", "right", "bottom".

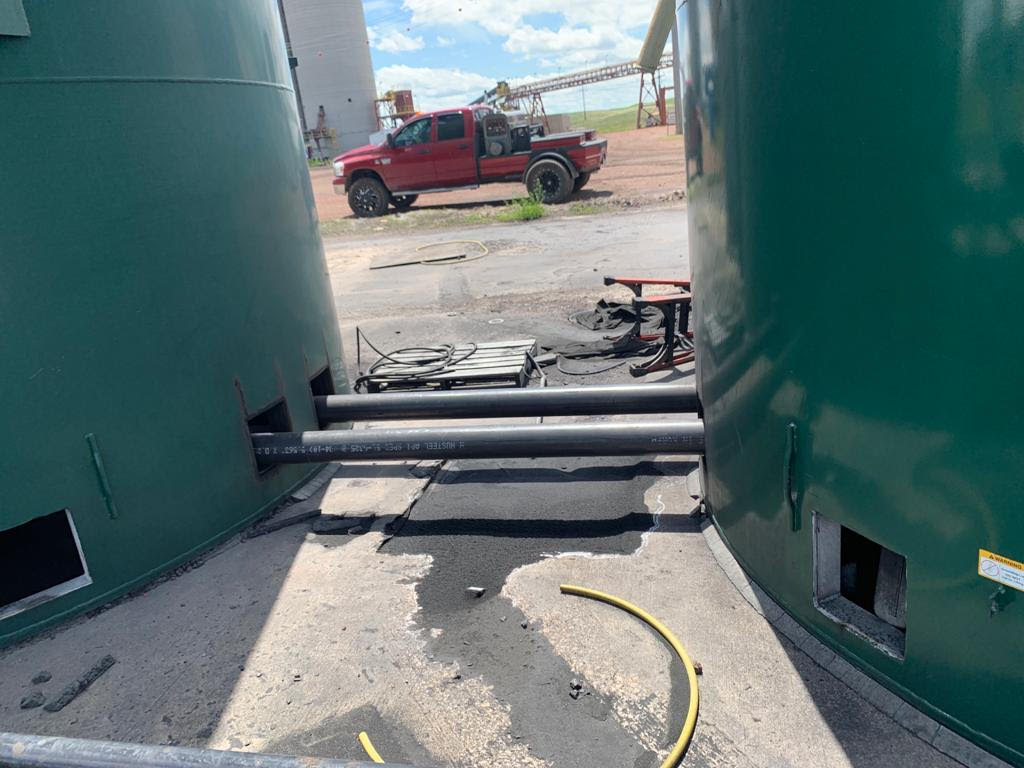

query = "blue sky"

[{"left": 362, "top": 0, "right": 664, "bottom": 114}]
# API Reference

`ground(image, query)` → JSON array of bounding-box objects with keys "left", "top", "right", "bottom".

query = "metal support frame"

[
  {"left": 479, "top": 54, "right": 674, "bottom": 106},
  {"left": 526, "top": 92, "right": 549, "bottom": 133},
  {"left": 252, "top": 421, "right": 704, "bottom": 465},
  {"left": 0, "top": 732, "right": 409, "bottom": 768},
  {"left": 630, "top": 296, "right": 694, "bottom": 377},
  {"left": 637, "top": 69, "right": 665, "bottom": 128},
  {"left": 315, "top": 384, "right": 698, "bottom": 422}
]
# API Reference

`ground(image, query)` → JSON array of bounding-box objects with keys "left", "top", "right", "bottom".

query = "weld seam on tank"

[{"left": 0, "top": 76, "right": 293, "bottom": 92}]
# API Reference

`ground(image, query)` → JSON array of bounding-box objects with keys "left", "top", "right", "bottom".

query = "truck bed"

[{"left": 478, "top": 129, "right": 606, "bottom": 183}]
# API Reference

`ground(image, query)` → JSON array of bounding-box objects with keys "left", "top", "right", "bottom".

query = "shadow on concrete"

[
  {"left": 387, "top": 510, "right": 700, "bottom": 540},
  {"left": 436, "top": 460, "right": 698, "bottom": 485},
  {"left": 382, "top": 455, "right": 694, "bottom": 768},
  {"left": 332, "top": 463, "right": 430, "bottom": 480},
  {"left": 703, "top": 522, "right": 973, "bottom": 768},
  {"left": 0, "top": 482, "right": 329, "bottom": 751},
  {"left": 762, "top": 619, "right": 966, "bottom": 767}
]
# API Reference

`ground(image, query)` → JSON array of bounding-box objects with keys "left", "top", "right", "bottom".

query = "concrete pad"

[
  {"left": 0, "top": 460, "right": 441, "bottom": 763},
  {"left": 315, "top": 459, "right": 436, "bottom": 527},
  {"left": 503, "top": 468, "right": 969, "bottom": 768}
]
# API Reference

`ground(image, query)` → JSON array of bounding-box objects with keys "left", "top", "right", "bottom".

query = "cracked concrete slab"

[{"left": 382, "top": 456, "right": 694, "bottom": 768}]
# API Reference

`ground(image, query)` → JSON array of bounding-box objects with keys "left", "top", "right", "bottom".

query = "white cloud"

[
  {"left": 502, "top": 23, "right": 641, "bottom": 66},
  {"left": 375, "top": 65, "right": 496, "bottom": 110},
  {"left": 403, "top": 0, "right": 657, "bottom": 57},
  {"left": 374, "top": 62, "right": 646, "bottom": 116},
  {"left": 404, "top": 0, "right": 655, "bottom": 36},
  {"left": 368, "top": 26, "right": 425, "bottom": 53},
  {"left": 367, "top": 0, "right": 665, "bottom": 114}
]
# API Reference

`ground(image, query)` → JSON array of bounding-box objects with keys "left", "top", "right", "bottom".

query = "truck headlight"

[{"left": 333, "top": 160, "right": 345, "bottom": 178}]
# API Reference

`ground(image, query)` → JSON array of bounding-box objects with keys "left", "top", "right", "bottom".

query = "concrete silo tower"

[{"left": 280, "top": 0, "right": 379, "bottom": 154}]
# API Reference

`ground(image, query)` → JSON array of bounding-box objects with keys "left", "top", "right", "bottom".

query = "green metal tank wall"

[
  {"left": 0, "top": 1, "right": 345, "bottom": 645},
  {"left": 681, "top": 2, "right": 1024, "bottom": 763}
]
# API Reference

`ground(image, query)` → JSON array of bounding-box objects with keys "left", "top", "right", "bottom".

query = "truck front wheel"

[
  {"left": 348, "top": 177, "right": 390, "bottom": 218},
  {"left": 526, "top": 160, "right": 572, "bottom": 204}
]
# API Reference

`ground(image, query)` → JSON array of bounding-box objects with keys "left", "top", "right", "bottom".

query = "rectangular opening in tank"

[
  {"left": 813, "top": 513, "right": 906, "bottom": 659},
  {"left": 310, "top": 367, "right": 336, "bottom": 397},
  {"left": 0, "top": 510, "right": 91, "bottom": 621},
  {"left": 309, "top": 367, "right": 336, "bottom": 429},
  {"left": 247, "top": 398, "right": 292, "bottom": 475}
]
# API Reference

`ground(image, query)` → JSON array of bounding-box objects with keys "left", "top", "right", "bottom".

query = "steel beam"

[
  {"left": 0, "top": 732, "right": 410, "bottom": 768},
  {"left": 252, "top": 420, "right": 704, "bottom": 465},
  {"left": 500, "top": 54, "right": 674, "bottom": 100},
  {"left": 315, "top": 384, "right": 698, "bottom": 422}
]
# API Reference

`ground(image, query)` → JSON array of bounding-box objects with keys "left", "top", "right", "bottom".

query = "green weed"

[{"left": 496, "top": 191, "right": 546, "bottom": 222}]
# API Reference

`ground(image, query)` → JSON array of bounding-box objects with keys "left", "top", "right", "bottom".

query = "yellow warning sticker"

[{"left": 978, "top": 549, "right": 1024, "bottom": 593}]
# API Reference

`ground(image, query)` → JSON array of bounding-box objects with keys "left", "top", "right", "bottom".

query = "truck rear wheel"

[
  {"left": 348, "top": 177, "right": 390, "bottom": 218},
  {"left": 526, "top": 160, "right": 572, "bottom": 204},
  {"left": 573, "top": 172, "right": 591, "bottom": 191}
]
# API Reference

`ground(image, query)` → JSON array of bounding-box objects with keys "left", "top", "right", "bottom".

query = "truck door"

[
  {"left": 387, "top": 116, "right": 435, "bottom": 192},
  {"left": 432, "top": 112, "right": 477, "bottom": 187}
]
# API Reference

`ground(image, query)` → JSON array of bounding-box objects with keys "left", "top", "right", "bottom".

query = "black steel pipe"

[
  {"left": 0, "top": 732, "right": 411, "bottom": 768},
  {"left": 252, "top": 420, "right": 704, "bottom": 465},
  {"left": 315, "top": 384, "right": 698, "bottom": 422}
]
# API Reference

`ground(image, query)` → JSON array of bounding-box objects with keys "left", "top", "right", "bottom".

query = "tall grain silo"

[
  {"left": 281, "top": 0, "right": 379, "bottom": 154},
  {"left": 0, "top": 0, "right": 345, "bottom": 647}
]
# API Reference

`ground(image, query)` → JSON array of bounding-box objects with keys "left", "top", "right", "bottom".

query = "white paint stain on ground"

[{"left": 210, "top": 528, "right": 548, "bottom": 768}]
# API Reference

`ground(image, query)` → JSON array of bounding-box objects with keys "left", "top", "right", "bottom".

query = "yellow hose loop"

[
  {"left": 415, "top": 239, "right": 489, "bottom": 265},
  {"left": 560, "top": 584, "right": 699, "bottom": 768},
  {"left": 358, "top": 731, "right": 385, "bottom": 764}
]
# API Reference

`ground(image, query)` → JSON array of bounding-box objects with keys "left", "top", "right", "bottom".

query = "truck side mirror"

[{"left": 386, "top": 133, "right": 395, "bottom": 149}]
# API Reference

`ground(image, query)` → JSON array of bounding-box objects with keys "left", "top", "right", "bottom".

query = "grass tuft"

[{"left": 496, "top": 191, "right": 546, "bottom": 222}]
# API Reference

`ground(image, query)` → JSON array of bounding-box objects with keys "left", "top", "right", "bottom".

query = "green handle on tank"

[{"left": 784, "top": 423, "right": 799, "bottom": 531}]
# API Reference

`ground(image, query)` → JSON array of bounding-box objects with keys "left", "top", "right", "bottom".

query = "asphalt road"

[{"left": 322, "top": 203, "right": 691, "bottom": 391}]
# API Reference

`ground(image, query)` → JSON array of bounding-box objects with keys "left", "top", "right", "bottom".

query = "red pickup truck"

[{"left": 332, "top": 106, "right": 607, "bottom": 217}]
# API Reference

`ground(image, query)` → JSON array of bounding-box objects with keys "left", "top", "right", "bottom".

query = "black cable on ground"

[
  {"left": 354, "top": 328, "right": 478, "bottom": 392},
  {"left": 555, "top": 357, "right": 632, "bottom": 376}
]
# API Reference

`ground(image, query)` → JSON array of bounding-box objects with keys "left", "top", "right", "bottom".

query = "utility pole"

[
  {"left": 670, "top": 17, "right": 684, "bottom": 135},
  {"left": 581, "top": 85, "right": 587, "bottom": 120}
]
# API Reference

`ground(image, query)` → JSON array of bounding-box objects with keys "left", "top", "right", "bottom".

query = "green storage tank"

[
  {"left": 681, "top": 1, "right": 1024, "bottom": 764},
  {"left": 0, "top": 1, "right": 344, "bottom": 645}
]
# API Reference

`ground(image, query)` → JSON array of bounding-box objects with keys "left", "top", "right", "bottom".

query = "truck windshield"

[{"left": 393, "top": 118, "right": 432, "bottom": 147}]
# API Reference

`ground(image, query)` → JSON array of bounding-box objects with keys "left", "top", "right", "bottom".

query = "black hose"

[{"left": 354, "top": 328, "right": 478, "bottom": 392}]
